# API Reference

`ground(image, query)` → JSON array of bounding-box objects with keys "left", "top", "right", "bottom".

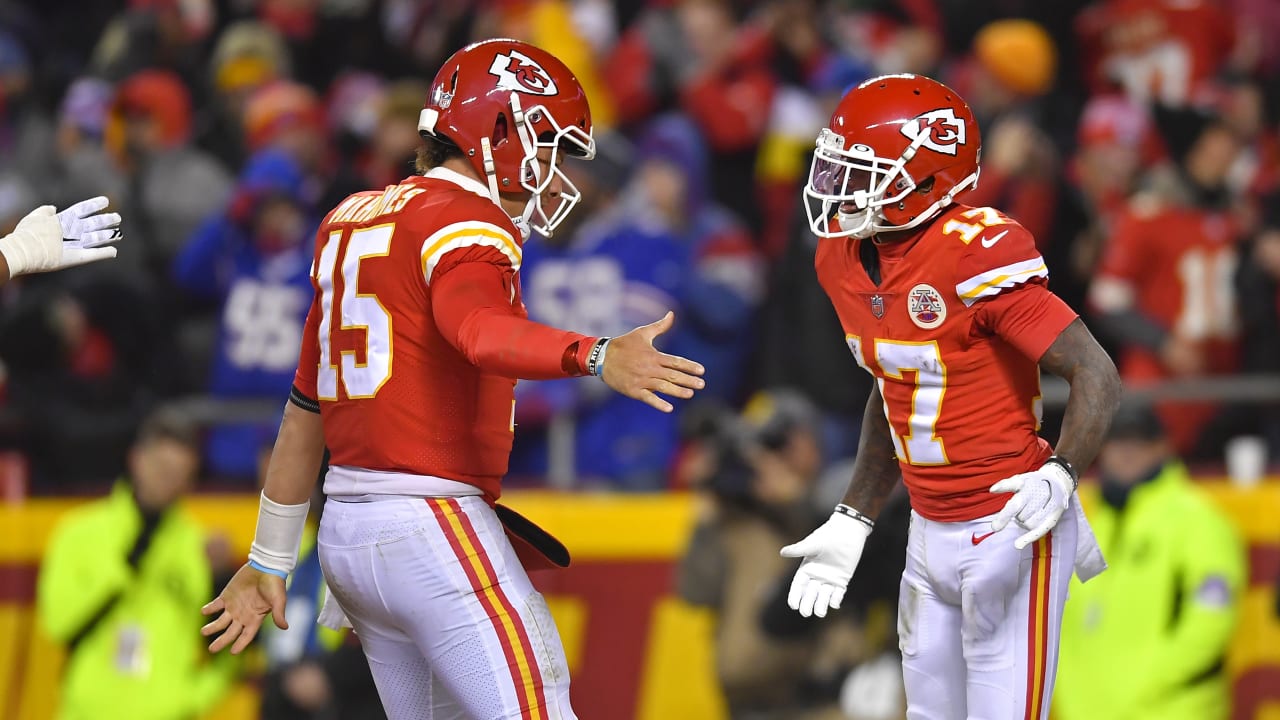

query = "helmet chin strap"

[
  {"left": 513, "top": 198, "right": 536, "bottom": 241},
  {"left": 478, "top": 135, "right": 537, "bottom": 240},
  {"left": 479, "top": 137, "right": 503, "bottom": 207}
]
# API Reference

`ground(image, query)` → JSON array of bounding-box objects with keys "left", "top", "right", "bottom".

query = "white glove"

[
  {"left": 57, "top": 196, "right": 123, "bottom": 249},
  {"left": 989, "top": 457, "right": 1075, "bottom": 550},
  {"left": 0, "top": 204, "right": 119, "bottom": 278},
  {"left": 780, "top": 505, "right": 873, "bottom": 618}
]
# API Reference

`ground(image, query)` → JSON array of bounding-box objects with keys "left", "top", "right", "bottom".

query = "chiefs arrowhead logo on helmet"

[
  {"left": 899, "top": 108, "right": 967, "bottom": 156},
  {"left": 488, "top": 50, "right": 559, "bottom": 96}
]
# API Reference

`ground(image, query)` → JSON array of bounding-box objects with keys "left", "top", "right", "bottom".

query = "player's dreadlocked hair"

[{"left": 416, "top": 133, "right": 465, "bottom": 173}]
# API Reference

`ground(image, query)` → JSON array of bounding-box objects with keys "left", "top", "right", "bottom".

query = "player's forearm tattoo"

[
  {"left": 841, "top": 384, "right": 902, "bottom": 518},
  {"left": 1039, "top": 318, "right": 1122, "bottom": 473}
]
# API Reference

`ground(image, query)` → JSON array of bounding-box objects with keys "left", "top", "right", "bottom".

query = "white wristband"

[{"left": 247, "top": 491, "right": 310, "bottom": 576}]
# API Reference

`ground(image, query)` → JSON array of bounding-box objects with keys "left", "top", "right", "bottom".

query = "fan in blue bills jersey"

[
  {"left": 511, "top": 121, "right": 762, "bottom": 489},
  {"left": 173, "top": 150, "right": 317, "bottom": 479},
  {"left": 512, "top": 195, "right": 691, "bottom": 489}
]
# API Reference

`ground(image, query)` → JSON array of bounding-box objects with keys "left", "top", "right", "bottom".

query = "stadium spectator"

[
  {"left": 0, "top": 28, "right": 56, "bottom": 197},
  {"left": 88, "top": 0, "right": 214, "bottom": 87},
  {"left": 512, "top": 130, "right": 691, "bottom": 489},
  {"left": 358, "top": 79, "right": 432, "bottom": 190},
  {"left": 753, "top": 51, "right": 872, "bottom": 258},
  {"left": 36, "top": 407, "right": 237, "bottom": 719},
  {"left": 50, "top": 78, "right": 125, "bottom": 212},
  {"left": 1089, "top": 105, "right": 1245, "bottom": 455},
  {"left": 0, "top": 3, "right": 1274, "bottom": 713},
  {"left": 1054, "top": 94, "right": 1155, "bottom": 312},
  {"left": 630, "top": 114, "right": 764, "bottom": 403},
  {"left": 322, "top": 71, "right": 389, "bottom": 206},
  {"left": 955, "top": 19, "right": 1060, "bottom": 245},
  {"left": 0, "top": 281, "right": 160, "bottom": 488},
  {"left": 1056, "top": 401, "right": 1245, "bottom": 720},
  {"left": 608, "top": 0, "right": 776, "bottom": 225},
  {"left": 242, "top": 80, "right": 329, "bottom": 206},
  {"left": 1075, "top": 0, "right": 1237, "bottom": 106},
  {"left": 677, "top": 390, "right": 906, "bottom": 719},
  {"left": 107, "top": 69, "right": 233, "bottom": 277},
  {"left": 173, "top": 148, "right": 316, "bottom": 479},
  {"left": 202, "top": 20, "right": 294, "bottom": 168}
]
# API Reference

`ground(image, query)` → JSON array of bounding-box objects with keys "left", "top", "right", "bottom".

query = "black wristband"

[
  {"left": 289, "top": 385, "right": 321, "bottom": 414},
  {"left": 1045, "top": 455, "right": 1078, "bottom": 490},
  {"left": 835, "top": 503, "right": 875, "bottom": 530}
]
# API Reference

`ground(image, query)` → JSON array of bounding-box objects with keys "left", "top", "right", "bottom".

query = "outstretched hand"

[
  {"left": 600, "top": 311, "right": 705, "bottom": 413},
  {"left": 200, "top": 563, "right": 289, "bottom": 655}
]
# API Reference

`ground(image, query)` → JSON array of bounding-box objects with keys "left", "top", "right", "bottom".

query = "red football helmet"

[
  {"left": 418, "top": 38, "right": 595, "bottom": 236},
  {"left": 804, "top": 74, "right": 982, "bottom": 239}
]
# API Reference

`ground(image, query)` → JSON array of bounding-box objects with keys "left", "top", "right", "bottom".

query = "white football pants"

[
  {"left": 899, "top": 504, "right": 1078, "bottom": 720},
  {"left": 317, "top": 494, "right": 576, "bottom": 720}
]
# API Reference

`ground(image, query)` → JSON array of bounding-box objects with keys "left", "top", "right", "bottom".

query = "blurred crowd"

[
  {"left": 4, "top": 0, "right": 1278, "bottom": 718},
  {"left": 0, "top": 0, "right": 1278, "bottom": 493}
]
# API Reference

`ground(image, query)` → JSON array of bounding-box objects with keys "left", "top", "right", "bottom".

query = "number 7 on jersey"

[{"left": 848, "top": 335, "right": 949, "bottom": 466}]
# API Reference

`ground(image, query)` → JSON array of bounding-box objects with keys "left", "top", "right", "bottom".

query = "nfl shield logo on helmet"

[
  {"left": 870, "top": 294, "right": 885, "bottom": 319},
  {"left": 908, "top": 284, "right": 946, "bottom": 329}
]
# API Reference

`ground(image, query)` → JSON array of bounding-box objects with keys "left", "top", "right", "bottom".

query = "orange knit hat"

[{"left": 973, "top": 19, "right": 1057, "bottom": 96}]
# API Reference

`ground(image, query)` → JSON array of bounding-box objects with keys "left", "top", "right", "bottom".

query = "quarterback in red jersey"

[
  {"left": 200, "top": 39, "right": 705, "bottom": 719},
  {"left": 781, "top": 75, "right": 1120, "bottom": 720}
]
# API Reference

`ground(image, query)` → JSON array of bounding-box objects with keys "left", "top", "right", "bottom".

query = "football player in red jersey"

[
  {"left": 199, "top": 39, "right": 705, "bottom": 719},
  {"left": 780, "top": 75, "right": 1121, "bottom": 719}
]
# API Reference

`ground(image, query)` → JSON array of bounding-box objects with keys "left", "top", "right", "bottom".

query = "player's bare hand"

[
  {"left": 600, "top": 311, "right": 705, "bottom": 413},
  {"left": 200, "top": 563, "right": 289, "bottom": 655}
]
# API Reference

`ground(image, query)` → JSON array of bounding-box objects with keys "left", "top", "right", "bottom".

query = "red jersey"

[
  {"left": 816, "top": 204, "right": 1077, "bottom": 522},
  {"left": 1090, "top": 195, "right": 1240, "bottom": 452},
  {"left": 293, "top": 167, "right": 599, "bottom": 500},
  {"left": 1077, "top": 0, "right": 1235, "bottom": 104},
  {"left": 1092, "top": 197, "right": 1239, "bottom": 344}
]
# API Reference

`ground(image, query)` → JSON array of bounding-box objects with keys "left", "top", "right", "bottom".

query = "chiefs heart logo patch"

[
  {"left": 489, "top": 50, "right": 559, "bottom": 96},
  {"left": 899, "top": 108, "right": 966, "bottom": 156}
]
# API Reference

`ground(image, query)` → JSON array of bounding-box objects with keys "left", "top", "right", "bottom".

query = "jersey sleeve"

[
  {"left": 408, "top": 200, "right": 601, "bottom": 378},
  {"left": 420, "top": 219, "right": 523, "bottom": 285},
  {"left": 952, "top": 215, "right": 1048, "bottom": 307},
  {"left": 432, "top": 257, "right": 599, "bottom": 380},
  {"left": 973, "top": 281, "right": 1079, "bottom": 361},
  {"left": 291, "top": 288, "right": 321, "bottom": 407}
]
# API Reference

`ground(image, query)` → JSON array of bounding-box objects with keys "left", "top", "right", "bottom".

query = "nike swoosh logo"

[
  {"left": 971, "top": 530, "right": 998, "bottom": 545},
  {"left": 980, "top": 229, "right": 1010, "bottom": 248}
]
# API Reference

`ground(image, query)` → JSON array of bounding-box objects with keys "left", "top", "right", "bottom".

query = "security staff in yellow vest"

[
  {"left": 37, "top": 409, "right": 236, "bottom": 720},
  {"left": 1055, "top": 401, "right": 1245, "bottom": 720}
]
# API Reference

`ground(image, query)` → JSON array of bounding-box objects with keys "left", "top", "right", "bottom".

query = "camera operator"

[{"left": 677, "top": 390, "right": 900, "bottom": 719}]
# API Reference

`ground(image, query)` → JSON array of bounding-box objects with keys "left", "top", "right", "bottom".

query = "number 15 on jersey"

[{"left": 315, "top": 224, "right": 395, "bottom": 401}]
